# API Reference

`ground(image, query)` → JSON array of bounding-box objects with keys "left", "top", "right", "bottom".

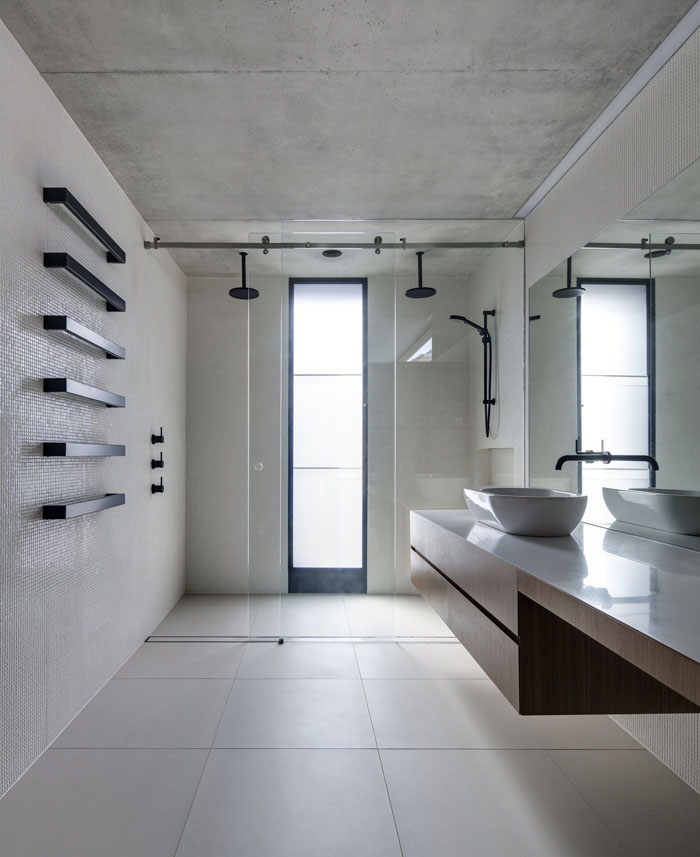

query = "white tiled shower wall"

[
  {"left": 524, "top": 27, "right": 700, "bottom": 794},
  {"left": 0, "top": 21, "right": 187, "bottom": 798}
]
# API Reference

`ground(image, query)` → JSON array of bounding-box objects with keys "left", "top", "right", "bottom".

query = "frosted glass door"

[{"left": 289, "top": 280, "right": 366, "bottom": 592}]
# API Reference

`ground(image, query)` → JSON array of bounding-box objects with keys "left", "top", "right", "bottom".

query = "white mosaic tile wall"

[
  {"left": 0, "top": 21, "right": 187, "bottom": 798},
  {"left": 524, "top": 29, "right": 700, "bottom": 793},
  {"left": 466, "top": 223, "right": 526, "bottom": 486}
]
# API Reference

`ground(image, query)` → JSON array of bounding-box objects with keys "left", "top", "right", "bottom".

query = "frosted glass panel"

[
  {"left": 581, "top": 375, "right": 649, "bottom": 457},
  {"left": 294, "top": 376, "right": 363, "bottom": 468},
  {"left": 293, "top": 282, "right": 364, "bottom": 374},
  {"left": 293, "top": 469, "right": 363, "bottom": 567},
  {"left": 580, "top": 283, "right": 648, "bottom": 376}
]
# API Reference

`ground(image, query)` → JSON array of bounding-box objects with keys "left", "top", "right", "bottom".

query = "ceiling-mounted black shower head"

[
  {"left": 552, "top": 256, "right": 585, "bottom": 298},
  {"left": 643, "top": 235, "right": 675, "bottom": 259},
  {"left": 405, "top": 251, "right": 436, "bottom": 298},
  {"left": 228, "top": 251, "right": 260, "bottom": 300}
]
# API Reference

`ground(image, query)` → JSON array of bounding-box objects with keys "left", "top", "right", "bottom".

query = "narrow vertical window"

[{"left": 289, "top": 279, "right": 367, "bottom": 593}]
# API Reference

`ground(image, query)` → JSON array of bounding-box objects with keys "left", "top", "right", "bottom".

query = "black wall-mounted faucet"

[{"left": 555, "top": 440, "right": 659, "bottom": 471}]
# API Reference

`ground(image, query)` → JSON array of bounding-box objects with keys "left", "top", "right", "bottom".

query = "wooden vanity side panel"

[
  {"left": 518, "top": 593, "right": 700, "bottom": 715},
  {"left": 410, "top": 549, "right": 520, "bottom": 709},
  {"left": 410, "top": 513, "right": 518, "bottom": 633},
  {"left": 518, "top": 571, "right": 700, "bottom": 708}
]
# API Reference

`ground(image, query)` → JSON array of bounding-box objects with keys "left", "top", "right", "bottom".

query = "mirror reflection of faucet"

[{"left": 555, "top": 437, "right": 659, "bottom": 471}]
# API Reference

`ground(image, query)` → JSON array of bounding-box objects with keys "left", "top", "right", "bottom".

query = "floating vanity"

[{"left": 410, "top": 509, "right": 700, "bottom": 715}]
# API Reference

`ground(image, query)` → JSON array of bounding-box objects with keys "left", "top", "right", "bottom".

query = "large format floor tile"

[
  {"left": 175, "top": 749, "right": 402, "bottom": 857},
  {"left": 550, "top": 749, "right": 700, "bottom": 856},
  {"left": 0, "top": 749, "right": 207, "bottom": 857},
  {"left": 151, "top": 595, "right": 250, "bottom": 637},
  {"left": 214, "top": 678, "right": 375, "bottom": 748},
  {"left": 117, "top": 641, "right": 245, "bottom": 679},
  {"left": 343, "top": 594, "right": 453, "bottom": 637},
  {"left": 53, "top": 678, "right": 232, "bottom": 748},
  {"left": 354, "top": 641, "right": 486, "bottom": 679},
  {"left": 280, "top": 594, "right": 351, "bottom": 637},
  {"left": 522, "top": 714, "right": 642, "bottom": 749},
  {"left": 237, "top": 641, "right": 360, "bottom": 678},
  {"left": 381, "top": 749, "right": 629, "bottom": 857},
  {"left": 364, "top": 678, "right": 539, "bottom": 748}
]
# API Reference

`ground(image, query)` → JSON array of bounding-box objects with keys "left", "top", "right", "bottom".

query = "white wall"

[
  {"left": 524, "top": 27, "right": 700, "bottom": 794},
  {"left": 466, "top": 224, "right": 525, "bottom": 487},
  {"left": 0, "top": 21, "right": 187, "bottom": 798}
]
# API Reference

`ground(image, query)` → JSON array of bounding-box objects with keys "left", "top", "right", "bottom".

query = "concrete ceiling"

[{"left": 1, "top": 0, "right": 695, "bottom": 226}]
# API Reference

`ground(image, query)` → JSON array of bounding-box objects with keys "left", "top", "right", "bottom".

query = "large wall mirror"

[{"left": 529, "top": 157, "right": 700, "bottom": 550}]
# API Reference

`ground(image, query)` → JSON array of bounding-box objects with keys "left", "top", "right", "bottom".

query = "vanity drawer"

[
  {"left": 445, "top": 576, "right": 520, "bottom": 709},
  {"left": 410, "top": 547, "right": 520, "bottom": 709},
  {"left": 410, "top": 549, "right": 450, "bottom": 625},
  {"left": 410, "top": 512, "right": 518, "bottom": 633}
]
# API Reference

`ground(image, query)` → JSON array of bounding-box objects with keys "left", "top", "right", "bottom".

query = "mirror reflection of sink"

[
  {"left": 463, "top": 487, "right": 588, "bottom": 537},
  {"left": 603, "top": 487, "right": 700, "bottom": 535}
]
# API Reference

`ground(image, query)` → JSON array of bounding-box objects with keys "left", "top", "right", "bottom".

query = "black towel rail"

[
  {"left": 43, "top": 378, "right": 125, "bottom": 408},
  {"left": 43, "top": 187, "right": 126, "bottom": 264},
  {"left": 44, "top": 253, "right": 126, "bottom": 312},
  {"left": 43, "top": 315, "right": 125, "bottom": 359},
  {"left": 43, "top": 442, "right": 125, "bottom": 457},
  {"left": 43, "top": 493, "right": 125, "bottom": 519}
]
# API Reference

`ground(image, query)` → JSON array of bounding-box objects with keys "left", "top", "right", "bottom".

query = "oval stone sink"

[
  {"left": 464, "top": 487, "right": 588, "bottom": 537},
  {"left": 603, "top": 487, "right": 700, "bottom": 535}
]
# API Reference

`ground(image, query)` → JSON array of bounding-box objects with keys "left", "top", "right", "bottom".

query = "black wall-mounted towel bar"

[
  {"left": 43, "top": 315, "right": 125, "bottom": 359},
  {"left": 42, "top": 493, "right": 125, "bottom": 519},
  {"left": 43, "top": 378, "right": 126, "bottom": 408},
  {"left": 44, "top": 253, "right": 126, "bottom": 312},
  {"left": 43, "top": 442, "right": 125, "bottom": 457},
  {"left": 43, "top": 187, "right": 126, "bottom": 264}
]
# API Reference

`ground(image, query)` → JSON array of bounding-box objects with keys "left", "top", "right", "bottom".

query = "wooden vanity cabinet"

[{"left": 410, "top": 513, "right": 700, "bottom": 715}]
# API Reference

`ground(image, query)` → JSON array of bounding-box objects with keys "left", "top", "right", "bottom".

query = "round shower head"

[
  {"left": 405, "top": 285, "right": 437, "bottom": 298},
  {"left": 552, "top": 284, "right": 585, "bottom": 298},
  {"left": 228, "top": 286, "right": 260, "bottom": 300},
  {"left": 643, "top": 235, "right": 674, "bottom": 259},
  {"left": 552, "top": 256, "right": 584, "bottom": 298},
  {"left": 228, "top": 251, "right": 259, "bottom": 299},
  {"left": 406, "top": 250, "right": 436, "bottom": 298}
]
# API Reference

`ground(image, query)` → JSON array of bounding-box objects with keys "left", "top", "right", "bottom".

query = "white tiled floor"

[
  {"left": 2, "top": 597, "right": 700, "bottom": 856},
  {"left": 151, "top": 593, "right": 454, "bottom": 639}
]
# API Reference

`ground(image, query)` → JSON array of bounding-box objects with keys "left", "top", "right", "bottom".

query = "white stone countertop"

[{"left": 412, "top": 509, "right": 700, "bottom": 666}]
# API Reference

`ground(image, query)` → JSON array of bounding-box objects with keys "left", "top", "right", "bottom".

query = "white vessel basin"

[
  {"left": 603, "top": 488, "right": 700, "bottom": 535},
  {"left": 463, "top": 488, "right": 588, "bottom": 537}
]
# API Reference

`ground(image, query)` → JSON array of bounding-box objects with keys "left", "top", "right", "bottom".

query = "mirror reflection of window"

[{"left": 578, "top": 280, "right": 654, "bottom": 523}]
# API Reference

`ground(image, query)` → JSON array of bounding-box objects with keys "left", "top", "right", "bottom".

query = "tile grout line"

[
  {"left": 352, "top": 642, "right": 406, "bottom": 857},
  {"left": 541, "top": 747, "right": 641, "bottom": 857},
  {"left": 169, "top": 643, "right": 248, "bottom": 857}
]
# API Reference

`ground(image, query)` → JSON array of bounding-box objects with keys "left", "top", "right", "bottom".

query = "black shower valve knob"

[
  {"left": 151, "top": 427, "right": 164, "bottom": 444},
  {"left": 151, "top": 477, "right": 164, "bottom": 494},
  {"left": 151, "top": 452, "right": 164, "bottom": 469}
]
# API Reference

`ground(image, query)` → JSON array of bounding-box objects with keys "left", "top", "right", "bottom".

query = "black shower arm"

[{"left": 449, "top": 314, "right": 488, "bottom": 336}]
